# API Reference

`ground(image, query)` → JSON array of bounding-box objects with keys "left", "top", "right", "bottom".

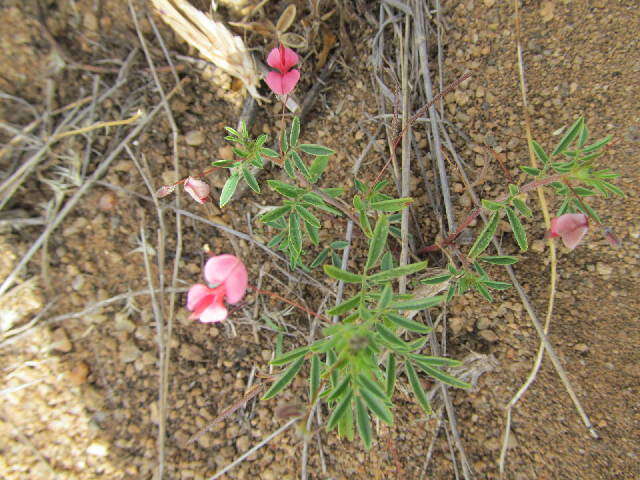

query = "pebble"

[
  {"left": 68, "top": 361, "right": 90, "bottom": 385},
  {"left": 51, "top": 328, "right": 72, "bottom": 353},
  {"left": 87, "top": 440, "right": 109, "bottom": 457},
  {"left": 596, "top": 262, "right": 613, "bottom": 276},
  {"left": 218, "top": 145, "right": 234, "bottom": 160},
  {"left": 115, "top": 312, "right": 136, "bottom": 333},
  {"left": 119, "top": 343, "right": 141, "bottom": 363},
  {"left": 479, "top": 330, "right": 499, "bottom": 342},
  {"left": 574, "top": 343, "right": 589, "bottom": 353},
  {"left": 185, "top": 130, "right": 205, "bottom": 146},
  {"left": 476, "top": 317, "right": 492, "bottom": 330}
]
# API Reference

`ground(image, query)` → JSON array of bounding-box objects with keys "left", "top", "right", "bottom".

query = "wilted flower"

[
  {"left": 187, "top": 254, "right": 248, "bottom": 323},
  {"left": 549, "top": 213, "right": 589, "bottom": 250},
  {"left": 184, "top": 176, "right": 210, "bottom": 204},
  {"left": 265, "top": 45, "right": 300, "bottom": 95}
]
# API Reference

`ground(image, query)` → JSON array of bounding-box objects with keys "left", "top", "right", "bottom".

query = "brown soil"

[{"left": 1, "top": 1, "right": 638, "bottom": 479}]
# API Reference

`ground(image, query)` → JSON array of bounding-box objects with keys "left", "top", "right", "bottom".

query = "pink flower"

[
  {"left": 184, "top": 177, "right": 210, "bottom": 204},
  {"left": 549, "top": 213, "right": 589, "bottom": 250},
  {"left": 187, "top": 254, "right": 248, "bottom": 323},
  {"left": 265, "top": 45, "right": 300, "bottom": 95}
]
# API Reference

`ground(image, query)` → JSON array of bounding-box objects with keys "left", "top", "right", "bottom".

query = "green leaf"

[
  {"left": 355, "top": 396, "right": 372, "bottom": 449},
  {"left": 377, "top": 284, "right": 393, "bottom": 310},
  {"left": 420, "top": 273, "right": 452, "bottom": 284},
  {"left": 482, "top": 199, "right": 505, "bottom": 211},
  {"left": 357, "top": 373, "right": 388, "bottom": 400},
  {"left": 267, "top": 180, "right": 303, "bottom": 198},
  {"left": 262, "top": 357, "right": 305, "bottom": 400},
  {"left": 384, "top": 313, "right": 431, "bottom": 334},
  {"left": 386, "top": 354, "right": 396, "bottom": 398},
  {"left": 232, "top": 147, "right": 249, "bottom": 158},
  {"left": 360, "top": 388, "right": 393, "bottom": 424},
  {"left": 261, "top": 147, "right": 280, "bottom": 158},
  {"left": 530, "top": 140, "right": 550, "bottom": 165},
  {"left": 369, "top": 197, "right": 413, "bottom": 212},
  {"left": 405, "top": 362, "right": 432, "bottom": 415},
  {"left": 512, "top": 197, "right": 533, "bottom": 218},
  {"left": 327, "top": 389, "right": 353, "bottom": 430},
  {"left": 392, "top": 295, "right": 444, "bottom": 311},
  {"left": 552, "top": 117, "right": 584, "bottom": 156},
  {"left": 508, "top": 184, "right": 519, "bottom": 196},
  {"left": 305, "top": 221, "right": 320, "bottom": 246},
  {"left": 506, "top": 207, "right": 528, "bottom": 252},
  {"left": 299, "top": 144, "right": 335, "bottom": 156},
  {"left": 578, "top": 123, "right": 589, "bottom": 147},
  {"left": 271, "top": 346, "right": 309, "bottom": 366},
  {"left": 289, "top": 116, "right": 300, "bottom": 146},
  {"left": 520, "top": 165, "right": 541, "bottom": 176},
  {"left": 416, "top": 363, "right": 471, "bottom": 389},
  {"left": 309, "top": 155, "right": 329, "bottom": 183},
  {"left": 219, "top": 172, "right": 240, "bottom": 207},
  {"left": 296, "top": 205, "right": 320, "bottom": 228},
  {"left": 408, "top": 353, "right": 462, "bottom": 368},
  {"left": 283, "top": 157, "right": 295, "bottom": 178},
  {"left": 368, "top": 261, "right": 429, "bottom": 282},
  {"left": 212, "top": 159, "right": 235, "bottom": 168},
  {"left": 328, "top": 375, "right": 351, "bottom": 401},
  {"left": 310, "top": 355, "right": 320, "bottom": 401},
  {"left": 582, "top": 135, "right": 612, "bottom": 153},
  {"left": 380, "top": 251, "right": 394, "bottom": 271},
  {"left": 288, "top": 212, "right": 302, "bottom": 254},
  {"left": 479, "top": 255, "right": 518, "bottom": 265},
  {"left": 310, "top": 248, "right": 330, "bottom": 268},
  {"left": 242, "top": 167, "right": 260, "bottom": 193},
  {"left": 337, "top": 398, "right": 354, "bottom": 440},
  {"left": 327, "top": 294, "right": 362, "bottom": 316},
  {"left": 224, "top": 126, "right": 240, "bottom": 138},
  {"left": 267, "top": 230, "right": 287, "bottom": 249},
  {"left": 323, "top": 265, "right": 364, "bottom": 283},
  {"left": 366, "top": 215, "right": 389, "bottom": 270},
  {"left": 468, "top": 211, "right": 500, "bottom": 259},
  {"left": 483, "top": 280, "right": 511, "bottom": 290},
  {"left": 376, "top": 324, "right": 408, "bottom": 350},
  {"left": 280, "top": 129, "right": 289, "bottom": 153},
  {"left": 290, "top": 150, "right": 310, "bottom": 178},
  {"left": 261, "top": 205, "right": 292, "bottom": 223},
  {"left": 330, "top": 240, "right": 349, "bottom": 249}
]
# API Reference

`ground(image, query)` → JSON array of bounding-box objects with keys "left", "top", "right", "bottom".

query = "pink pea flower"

[
  {"left": 184, "top": 177, "right": 210, "bottom": 204},
  {"left": 187, "top": 254, "right": 248, "bottom": 323},
  {"left": 549, "top": 213, "right": 589, "bottom": 250},
  {"left": 265, "top": 45, "right": 300, "bottom": 95}
]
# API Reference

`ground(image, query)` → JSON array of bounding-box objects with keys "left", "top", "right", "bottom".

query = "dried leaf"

[
  {"left": 279, "top": 32, "right": 307, "bottom": 50},
  {"left": 276, "top": 4, "right": 297, "bottom": 34},
  {"left": 152, "top": 0, "right": 262, "bottom": 99},
  {"left": 317, "top": 29, "right": 336, "bottom": 69},
  {"left": 228, "top": 20, "right": 276, "bottom": 38}
]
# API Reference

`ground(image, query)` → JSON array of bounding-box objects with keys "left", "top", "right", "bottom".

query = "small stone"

[
  {"left": 476, "top": 317, "right": 491, "bottom": 330},
  {"left": 573, "top": 343, "right": 589, "bottom": 353},
  {"left": 98, "top": 192, "right": 118, "bottom": 211},
  {"left": 479, "top": 330, "right": 499, "bottom": 342},
  {"left": 114, "top": 312, "right": 135, "bottom": 332},
  {"left": 51, "top": 328, "right": 72, "bottom": 353},
  {"left": 540, "top": 1, "right": 555, "bottom": 22},
  {"left": 236, "top": 435, "right": 250, "bottom": 452},
  {"left": 87, "top": 440, "right": 109, "bottom": 456},
  {"left": 69, "top": 361, "right": 90, "bottom": 385},
  {"left": 197, "top": 433, "right": 214, "bottom": 449},
  {"left": 449, "top": 317, "right": 464, "bottom": 335},
  {"left": 119, "top": 343, "right": 141, "bottom": 363},
  {"left": 185, "top": 130, "right": 205, "bottom": 146},
  {"left": 180, "top": 344, "right": 205, "bottom": 362},
  {"left": 596, "top": 262, "right": 613, "bottom": 276},
  {"left": 483, "top": 0, "right": 496, "bottom": 6},
  {"left": 218, "top": 145, "right": 234, "bottom": 160},
  {"left": 531, "top": 239, "right": 546, "bottom": 253}
]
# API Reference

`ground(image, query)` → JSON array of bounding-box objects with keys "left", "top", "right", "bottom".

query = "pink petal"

[
  {"left": 187, "top": 284, "right": 212, "bottom": 311},
  {"left": 549, "top": 213, "right": 589, "bottom": 249},
  {"left": 203, "top": 254, "right": 248, "bottom": 304},
  {"left": 561, "top": 224, "right": 588, "bottom": 250},
  {"left": 267, "top": 46, "right": 298, "bottom": 73},
  {"left": 265, "top": 69, "right": 300, "bottom": 95},
  {"left": 184, "top": 177, "right": 210, "bottom": 204},
  {"left": 198, "top": 302, "right": 228, "bottom": 323}
]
